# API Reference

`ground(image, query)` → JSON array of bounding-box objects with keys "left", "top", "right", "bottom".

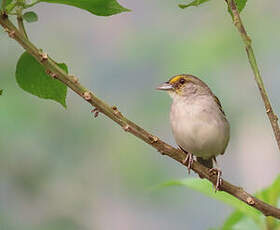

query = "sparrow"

[{"left": 157, "top": 74, "right": 230, "bottom": 190}]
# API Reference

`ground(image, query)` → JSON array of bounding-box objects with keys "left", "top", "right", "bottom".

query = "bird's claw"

[
  {"left": 182, "top": 153, "right": 194, "bottom": 174},
  {"left": 209, "top": 168, "right": 222, "bottom": 192},
  {"left": 91, "top": 108, "right": 99, "bottom": 118}
]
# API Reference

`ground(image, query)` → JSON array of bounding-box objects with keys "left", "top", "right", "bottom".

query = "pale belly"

[{"left": 170, "top": 98, "right": 229, "bottom": 159}]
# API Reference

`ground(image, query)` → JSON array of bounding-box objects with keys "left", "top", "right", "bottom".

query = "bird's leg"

[
  {"left": 91, "top": 108, "right": 99, "bottom": 118},
  {"left": 209, "top": 168, "right": 222, "bottom": 192},
  {"left": 179, "top": 146, "right": 194, "bottom": 174},
  {"left": 209, "top": 157, "right": 222, "bottom": 192}
]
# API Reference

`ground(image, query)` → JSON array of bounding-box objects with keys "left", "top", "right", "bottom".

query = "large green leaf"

[
  {"left": 254, "top": 176, "right": 280, "bottom": 229},
  {"left": 16, "top": 52, "right": 67, "bottom": 108},
  {"left": 255, "top": 175, "right": 280, "bottom": 206},
  {"left": 40, "top": 0, "right": 130, "bottom": 16},
  {"left": 158, "top": 178, "right": 261, "bottom": 223},
  {"left": 222, "top": 175, "right": 280, "bottom": 229},
  {"left": 222, "top": 211, "right": 244, "bottom": 230},
  {"left": 179, "top": 0, "right": 210, "bottom": 9}
]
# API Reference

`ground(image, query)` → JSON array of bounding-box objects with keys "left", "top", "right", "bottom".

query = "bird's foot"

[
  {"left": 209, "top": 168, "right": 222, "bottom": 192},
  {"left": 91, "top": 108, "right": 99, "bottom": 118},
  {"left": 182, "top": 152, "right": 194, "bottom": 174}
]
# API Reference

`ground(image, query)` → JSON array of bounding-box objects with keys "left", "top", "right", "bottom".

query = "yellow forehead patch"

[
  {"left": 169, "top": 75, "right": 189, "bottom": 84},
  {"left": 169, "top": 75, "right": 183, "bottom": 84}
]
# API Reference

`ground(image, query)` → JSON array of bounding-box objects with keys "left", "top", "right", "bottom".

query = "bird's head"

[{"left": 156, "top": 74, "right": 210, "bottom": 99}]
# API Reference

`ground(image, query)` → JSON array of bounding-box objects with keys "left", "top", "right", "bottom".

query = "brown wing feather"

[
  {"left": 214, "top": 95, "right": 225, "bottom": 116},
  {"left": 213, "top": 95, "right": 229, "bottom": 155}
]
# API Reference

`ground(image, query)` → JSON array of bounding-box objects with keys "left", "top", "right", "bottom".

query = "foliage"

[
  {"left": 40, "top": 0, "right": 130, "bottom": 16},
  {"left": 3, "top": 0, "right": 130, "bottom": 107},
  {"left": 179, "top": 0, "right": 247, "bottom": 13},
  {"left": 22, "top": 11, "right": 38, "bottom": 22},
  {"left": 1, "top": 0, "right": 130, "bottom": 16},
  {"left": 16, "top": 52, "right": 68, "bottom": 108},
  {"left": 179, "top": 0, "right": 211, "bottom": 9},
  {"left": 1, "top": 0, "right": 279, "bottom": 229},
  {"left": 159, "top": 176, "right": 280, "bottom": 229},
  {"left": 0, "top": 0, "right": 12, "bottom": 8}
]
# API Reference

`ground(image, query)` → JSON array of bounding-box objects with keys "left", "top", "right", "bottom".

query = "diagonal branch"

[
  {"left": 1, "top": 12, "right": 280, "bottom": 219},
  {"left": 225, "top": 0, "right": 280, "bottom": 151}
]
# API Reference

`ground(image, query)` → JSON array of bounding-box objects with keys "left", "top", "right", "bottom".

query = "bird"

[{"left": 157, "top": 74, "right": 230, "bottom": 190}]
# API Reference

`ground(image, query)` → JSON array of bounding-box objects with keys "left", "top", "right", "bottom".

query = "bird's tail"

[{"left": 197, "top": 157, "right": 213, "bottom": 169}]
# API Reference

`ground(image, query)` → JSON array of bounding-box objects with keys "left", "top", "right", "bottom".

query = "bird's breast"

[{"left": 170, "top": 96, "right": 229, "bottom": 159}]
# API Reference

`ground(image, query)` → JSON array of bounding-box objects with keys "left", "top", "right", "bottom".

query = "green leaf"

[
  {"left": 255, "top": 176, "right": 280, "bottom": 229},
  {"left": 222, "top": 211, "right": 244, "bottom": 230},
  {"left": 179, "top": 0, "right": 211, "bottom": 9},
  {"left": 227, "top": 0, "right": 247, "bottom": 16},
  {"left": 158, "top": 178, "right": 261, "bottom": 223},
  {"left": 255, "top": 175, "right": 280, "bottom": 206},
  {"left": 0, "top": 89, "right": 2, "bottom": 95},
  {"left": 224, "top": 215, "right": 261, "bottom": 230},
  {"left": 0, "top": 0, "right": 12, "bottom": 9},
  {"left": 222, "top": 175, "right": 280, "bottom": 229},
  {"left": 40, "top": 0, "right": 130, "bottom": 16},
  {"left": 234, "top": 0, "right": 247, "bottom": 13},
  {"left": 23, "top": 11, "right": 38, "bottom": 22},
  {"left": 16, "top": 52, "right": 67, "bottom": 108}
]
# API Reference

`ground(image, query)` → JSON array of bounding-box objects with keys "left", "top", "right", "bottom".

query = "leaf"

[
  {"left": 2, "top": 0, "right": 15, "bottom": 12},
  {"left": 227, "top": 0, "right": 247, "bottom": 16},
  {"left": 222, "top": 211, "right": 244, "bottom": 230},
  {"left": 179, "top": 0, "right": 211, "bottom": 9},
  {"left": 0, "top": 89, "right": 2, "bottom": 95},
  {"left": 0, "top": 0, "right": 12, "bottom": 9},
  {"left": 234, "top": 0, "right": 247, "bottom": 13},
  {"left": 16, "top": 52, "right": 67, "bottom": 108},
  {"left": 255, "top": 175, "right": 280, "bottom": 206},
  {"left": 0, "top": 0, "right": 11, "bottom": 7},
  {"left": 254, "top": 176, "right": 280, "bottom": 229},
  {"left": 221, "top": 175, "right": 280, "bottom": 229},
  {"left": 224, "top": 215, "right": 261, "bottom": 230},
  {"left": 23, "top": 11, "right": 38, "bottom": 23},
  {"left": 40, "top": 0, "right": 130, "bottom": 16},
  {"left": 158, "top": 178, "right": 261, "bottom": 223}
]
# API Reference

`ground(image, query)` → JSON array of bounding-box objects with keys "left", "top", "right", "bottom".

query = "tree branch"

[
  {"left": 1, "top": 13, "right": 280, "bottom": 219},
  {"left": 225, "top": 0, "right": 280, "bottom": 151}
]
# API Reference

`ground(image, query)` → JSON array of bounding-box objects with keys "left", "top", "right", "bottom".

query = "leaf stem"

[
  {"left": 16, "top": 9, "right": 28, "bottom": 39},
  {"left": 226, "top": 0, "right": 280, "bottom": 151},
  {"left": 1, "top": 13, "right": 280, "bottom": 219}
]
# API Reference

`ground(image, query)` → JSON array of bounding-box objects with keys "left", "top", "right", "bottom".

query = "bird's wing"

[{"left": 214, "top": 95, "right": 226, "bottom": 116}]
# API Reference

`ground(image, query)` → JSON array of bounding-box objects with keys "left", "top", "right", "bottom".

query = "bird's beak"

[{"left": 156, "top": 82, "right": 174, "bottom": 91}]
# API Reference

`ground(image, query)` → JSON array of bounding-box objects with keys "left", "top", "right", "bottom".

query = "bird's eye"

[{"left": 179, "top": 78, "right": 186, "bottom": 84}]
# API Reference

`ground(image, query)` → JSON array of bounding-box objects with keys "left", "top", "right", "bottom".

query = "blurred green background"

[{"left": 1, "top": 0, "right": 280, "bottom": 229}]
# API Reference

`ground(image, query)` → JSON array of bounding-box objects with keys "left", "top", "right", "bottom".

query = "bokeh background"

[{"left": 1, "top": 0, "right": 280, "bottom": 229}]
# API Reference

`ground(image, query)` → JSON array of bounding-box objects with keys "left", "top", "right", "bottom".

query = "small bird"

[{"left": 157, "top": 74, "right": 230, "bottom": 190}]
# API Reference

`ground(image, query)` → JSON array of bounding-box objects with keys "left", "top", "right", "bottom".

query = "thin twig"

[
  {"left": 225, "top": 0, "right": 280, "bottom": 151},
  {"left": 1, "top": 13, "right": 280, "bottom": 219},
  {"left": 17, "top": 11, "right": 28, "bottom": 39}
]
